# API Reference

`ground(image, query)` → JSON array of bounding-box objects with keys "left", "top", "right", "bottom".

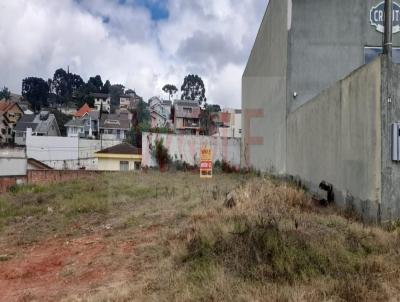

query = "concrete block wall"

[
  {"left": 287, "top": 58, "right": 382, "bottom": 222},
  {"left": 142, "top": 132, "right": 241, "bottom": 168}
]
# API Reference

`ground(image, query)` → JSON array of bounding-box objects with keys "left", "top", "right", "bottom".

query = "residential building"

[
  {"left": 16, "top": 99, "right": 30, "bottom": 112},
  {"left": 99, "top": 113, "right": 131, "bottom": 141},
  {"left": 0, "top": 100, "right": 23, "bottom": 144},
  {"left": 92, "top": 93, "right": 111, "bottom": 113},
  {"left": 65, "top": 107, "right": 100, "bottom": 139},
  {"left": 119, "top": 93, "right": 141, "bottom": 111},
  {"left": 95, "top": 143, "right": 142, "bottom": 171},
  {"left": 59, "top": 104, "right": 78, "bottom": 116},
  {"left": 73, "top": 103, "right": 91, "bottom": 118},
  {"left": 211, "top": 109, "right": 242, "bottom": 138},
  {"left": 173, "top": 100, "right": 201, "bottom": 135},
  {"left": 14, "top": 111, "right": 60, "bottom": 145},
  {"left": 149, "top": 97, "right": 172, "bottom": 129}
]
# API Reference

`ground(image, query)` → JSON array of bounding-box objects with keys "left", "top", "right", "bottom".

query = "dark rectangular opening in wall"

[{"left": 364, "top": 47, "right": 400, "bottom": 64}]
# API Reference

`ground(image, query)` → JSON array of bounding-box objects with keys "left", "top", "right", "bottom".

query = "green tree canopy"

[
  {"left": 87, "top": 75, "right": 103, "bottom": 93},
  {"left": 0, "top": 87, "right": 11, "bottom": 100},
  {"left": 109, "top": 84, "right": 125, "bottom": 107},
  {"left": 52, "top": 68, "right": 84, "bottom": 104},
  {"left": 162, "top": 84, "right": 178, "bottom": 100},
  {"left": 181, "top": 74, "right": 206, "bottom": 106},
  {"left": 102, "top": 80, "right": 111, "bottom": 94},
  {"left": 22, "top": 77, "right": 49, "bottom": 111}
]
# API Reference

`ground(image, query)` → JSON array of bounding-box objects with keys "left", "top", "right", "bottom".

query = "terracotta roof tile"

[
  {"left": 96, "top": 143, "right": 141, "bottom": 155},
  {"left": 0, "top": 100, "right": 18, "bottom": 114},
  {"left": 74, "top": 103, "right": 91, "bottom": 118}
]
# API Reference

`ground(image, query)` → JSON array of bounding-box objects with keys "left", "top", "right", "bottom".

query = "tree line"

[
  {"left": 2, "top": 70, "right": 219, "bottom": 124},
  {"left": 21, "top": 68, "right": 135, "bottom": 111}
]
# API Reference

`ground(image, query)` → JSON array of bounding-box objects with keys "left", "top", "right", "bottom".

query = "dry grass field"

[{"left": 1, "top": 171, "right": 400, "bottom": 301}]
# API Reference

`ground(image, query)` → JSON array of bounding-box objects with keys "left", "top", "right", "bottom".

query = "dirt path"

[{"left": 0, "top": 225, "right": 160, "bottom": 302}]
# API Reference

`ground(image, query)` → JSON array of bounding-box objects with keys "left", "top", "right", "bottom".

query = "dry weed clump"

[{"left": 171, "top": 177, "right": 400, "bottom": 301}]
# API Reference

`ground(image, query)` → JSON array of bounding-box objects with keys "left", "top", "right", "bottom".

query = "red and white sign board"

[{"left": 200, "top": 147, "right": 212, "bottom": 178}]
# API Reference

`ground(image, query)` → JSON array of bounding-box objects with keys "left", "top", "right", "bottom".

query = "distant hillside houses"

[{"left": 14, "top": 111, "right": 61, "bottom": 146}]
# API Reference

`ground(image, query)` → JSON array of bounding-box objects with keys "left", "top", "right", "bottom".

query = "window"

[
  {"left": 183, "top": 107, "right": 192, "bottom": 114},
  {"left": 120, "top": 161, "right": 129, "bottom": 171},
  {"left": 364, "top": 47, "right": 400, "bottom": 64}
]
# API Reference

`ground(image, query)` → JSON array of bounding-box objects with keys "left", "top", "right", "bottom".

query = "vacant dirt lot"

[
  {"left": 1, "top": 171, "right": 400, "bottom": 301},
  {"left": 0, "top": 171, "right": 244, "bottom": 301}
]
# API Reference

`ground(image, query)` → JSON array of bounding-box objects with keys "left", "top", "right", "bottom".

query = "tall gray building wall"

[
  {"left": 242, "top": 0, "right": 400, "bottom": 221},
  {"left": 243, "top": 0, "right": 400, "bottom": 173},
  {"left": 288, "top": 0, "right": 400, "bottom": 111},
  {"left": 287, "top": 58, "right": 382, "bottom": 222},
  {"left": 381, "top": 61, "right": 400, "bottom": 221},
  {"left": 242, "top": 0, "right": 288, "bottom": 173}
]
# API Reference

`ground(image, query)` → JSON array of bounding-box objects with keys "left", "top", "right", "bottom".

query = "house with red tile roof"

[
  {"left": 0, "top": 100, "right": 23, "bottom": 144},
  {"left": 74, "top": 103, "right": 92, "bottom": 118}
]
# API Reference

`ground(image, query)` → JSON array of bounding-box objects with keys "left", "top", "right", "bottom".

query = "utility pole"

[{"left": 384, "top": 0, "right": 393, "bottom": 60}]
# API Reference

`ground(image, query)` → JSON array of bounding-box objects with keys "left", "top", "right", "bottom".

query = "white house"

[
  {"left": 99, "top": 113, "right": 131, "bottom": 141},
  {"left": 213, "top": 109, "right": 242, "bottom": 138},
  {"left": 149, "top": 97, "right": 172, "bottom": 129},
  {"left": 92, "top": 93, "right": 111, "bottom": 113}
]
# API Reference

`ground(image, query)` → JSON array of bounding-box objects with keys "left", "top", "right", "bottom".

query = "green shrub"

[{"left": 152, "top": 138, "right": 171, "bottom": 170}]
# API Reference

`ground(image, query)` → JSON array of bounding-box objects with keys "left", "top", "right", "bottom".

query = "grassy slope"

[{"left": 1, "top": 172, "right": 400, "bottom": 301}]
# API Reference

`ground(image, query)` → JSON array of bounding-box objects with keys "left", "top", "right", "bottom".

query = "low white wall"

[
  {"left": 26, "top": 132, "right": 120, "bottom": 170},
  {"left": 0, "top": 158, "right": 27, "bottom": 176},
  {"left": 0, "top": 147, "right": 26, "bottom": 158},
  {"left": 142, "top": 132, "right": 241, "bottom": 168}
]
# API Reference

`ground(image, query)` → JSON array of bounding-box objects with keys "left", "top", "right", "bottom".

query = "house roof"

[
  {"left": 162, "top": 100, "right": 172, "bottom": 106},
  {"left": 27, "top": 158, "right": 53, "bottom": 170},
  {"left": 65, "top": 118, "right": 86, "bottom": 128},
  {"left": 74, "top": 103, "right": 91, "bottom": 118},
  {"left": 174, "top": 100, "right": 200, "bottom": 108},
  {"left": 14, "top": 114, "right": 36, "bottom": 132},
  {"left": 100, "top": 114, "right": 130, "bottom": 130},
  {"left": 96, "top": 143, "right": 142, "bottom": 155},
  {"left": 14, "top": 111, "right": 58, "bottom": 134},
  {"left": 0, "top": 100, "right": 22, "bottom": 115}
]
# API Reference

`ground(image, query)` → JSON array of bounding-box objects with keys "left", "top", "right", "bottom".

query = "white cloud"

[{"left": 0, "top": 0, "right": 267, "bottom": 108}]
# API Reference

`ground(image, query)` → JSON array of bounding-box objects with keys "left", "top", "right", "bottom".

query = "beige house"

[
  {"left": 173, "top": 100, "right": 201, "bottom": 135},
  {"left": 95, "top": 143, "right": 142, "bottom": 171}
]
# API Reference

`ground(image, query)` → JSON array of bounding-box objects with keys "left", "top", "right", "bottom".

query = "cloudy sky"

[{"left": 0, "top": 0, "right": 267, "bottom": 108}]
